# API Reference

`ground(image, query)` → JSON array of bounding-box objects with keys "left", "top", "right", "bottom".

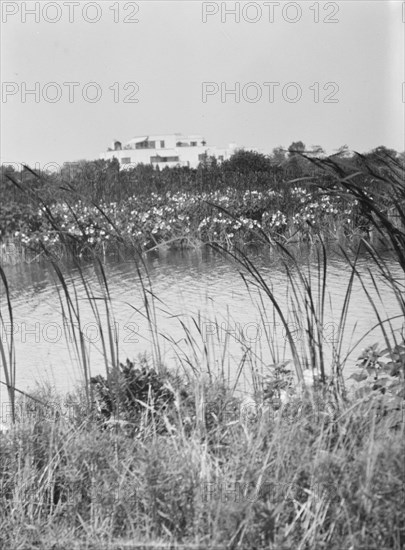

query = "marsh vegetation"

[{"left": 0, "top": 148, "right": 404, "bottom": 549}]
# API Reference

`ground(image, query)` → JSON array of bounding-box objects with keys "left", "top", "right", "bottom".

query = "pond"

[{"left": 1, "top": 245, "right": 404, "bottom": 396}]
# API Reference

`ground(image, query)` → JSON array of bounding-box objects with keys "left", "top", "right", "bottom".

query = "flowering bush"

[{"left": 5, "top": 186, "right": 361, "bottom": 256}]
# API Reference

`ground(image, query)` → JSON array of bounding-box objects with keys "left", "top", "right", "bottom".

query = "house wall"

[{"left": 100, "top": 134, "right": 236, "bottom": 169}]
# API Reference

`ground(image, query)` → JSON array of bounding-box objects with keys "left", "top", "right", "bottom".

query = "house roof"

[{"left": 126, "top": 133, "right": 205, "bottom": 145}]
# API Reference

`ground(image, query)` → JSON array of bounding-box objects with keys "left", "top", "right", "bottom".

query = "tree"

[
  {"left": 366, "top": 146, "right": 398, "bottom": 165},
  {"left": 270, "top": 146, "right": 287, "bottom": 165},
  {"left": 362, "top": 146, "right": 399, "bottom": 182},
  {"left": 333, "top": 144, "right": 352, "bottom": 158},
  {"left": 307, "top": 145, "right": 326, "bottom": 157},
  {"left": 285, "top": 141, "right": 309, "bottom": 178},
  {"left": 287, "top": 141, "right": 306, "bottom": 157},
  {"left": 224, "top": 149, "right": 271, "bottom": 174}
]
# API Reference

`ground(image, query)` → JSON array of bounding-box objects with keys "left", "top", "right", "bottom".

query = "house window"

[
  {"left": 198, "top": 154, "right": 207, "bottom": 161},
  {"left": 150, "top": 156, "right": 179, "bottom": 163},
  {"left": 121, "top": 157, "right": 131, "bottom": 164},
  {"left": 136, "top": 140, "right": 156, "bottom": 150},
  {"left": 160, "top": 140, "right": 165, "bottom": 148},
  {"left": 191, "top": 141, "right": 197, "bottom": 147}
]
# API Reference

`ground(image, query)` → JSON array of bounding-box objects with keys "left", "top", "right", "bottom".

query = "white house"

[{"left": 100, "top": 133, "right": 237, "bottom": 169}]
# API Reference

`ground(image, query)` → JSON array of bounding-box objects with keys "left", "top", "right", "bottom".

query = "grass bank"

[{"left": 0, "top": 359, "right": 404, "bottom": 549}]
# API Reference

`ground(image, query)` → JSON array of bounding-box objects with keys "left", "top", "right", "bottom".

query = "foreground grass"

[{"left": 0, "top": 367, "right": 404, "bottom": 550}]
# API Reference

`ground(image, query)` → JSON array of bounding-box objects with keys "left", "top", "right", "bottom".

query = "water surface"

[{"left": 1, "top": 246, "right": 403, "bottom": 395}]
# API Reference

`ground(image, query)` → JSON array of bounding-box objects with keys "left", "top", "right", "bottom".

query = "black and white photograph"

[{"left": 1, "top": 1, "right": 404, "bottom": 548}]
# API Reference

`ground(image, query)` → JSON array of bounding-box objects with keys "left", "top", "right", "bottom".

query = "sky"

[{"left": 1, "top": 0, "right": 404, "bottom": 169}]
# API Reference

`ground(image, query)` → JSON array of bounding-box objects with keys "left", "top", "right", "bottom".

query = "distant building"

[
  {"left": 100, "top": 133, "right": 238, "bottom": 169},
  {"left": 61, "top": 160, "right": 85, "bottom": 179}
]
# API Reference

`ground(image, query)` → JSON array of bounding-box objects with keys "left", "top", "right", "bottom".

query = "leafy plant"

[
  {"left": 350, "top": 342, "right": 405, "bottom": 429},
  {"left": 90, "top": 357, "right": 179, "bottom": 433}
]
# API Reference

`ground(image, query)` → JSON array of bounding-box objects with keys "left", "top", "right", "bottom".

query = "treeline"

[{"left": 1, "top": 142, "right": 403, "bottom": 208}]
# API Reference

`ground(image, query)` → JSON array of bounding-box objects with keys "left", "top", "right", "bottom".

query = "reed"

[{"left": 0, "top": 265, "right": 16, "bottom": 422}]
